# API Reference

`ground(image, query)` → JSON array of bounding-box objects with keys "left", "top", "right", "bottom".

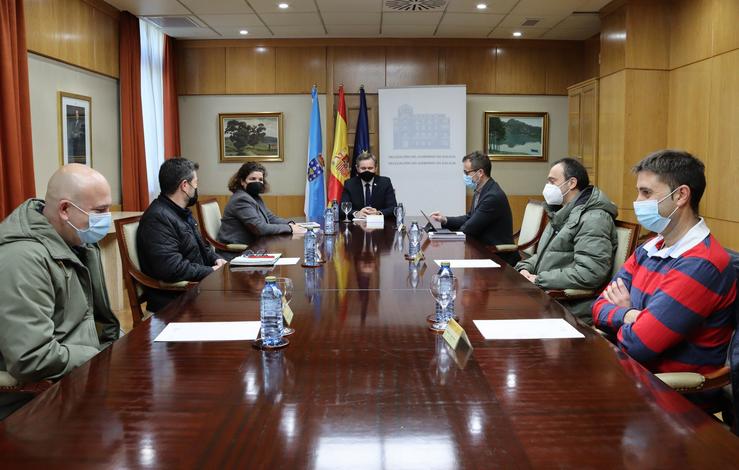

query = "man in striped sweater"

[{"left": 593, "top": 150, "right": 736, "bottom": 375}]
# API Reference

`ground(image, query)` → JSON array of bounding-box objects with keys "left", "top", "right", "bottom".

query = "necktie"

[{"left": 364, "top": 183, "right": 371, "bottom": 207}]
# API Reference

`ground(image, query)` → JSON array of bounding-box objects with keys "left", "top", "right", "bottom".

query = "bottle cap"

[
  {"left": 441, "top": 261, "right": 450, "bottom": 267},
  {"left": 265, "top": 276, "right": 276, "bottom": 282}
]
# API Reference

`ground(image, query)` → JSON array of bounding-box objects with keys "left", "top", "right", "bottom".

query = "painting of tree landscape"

[
  {"left": 219, "top": 113, "right": 283, "bottom": 162},
  {"left": 484, "top": 112, "right": 549, "bottom": 161}
]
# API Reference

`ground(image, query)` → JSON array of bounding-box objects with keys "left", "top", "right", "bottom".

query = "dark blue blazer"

[{"left": 339, "top": 175, "right": 397, "bottom": 220}]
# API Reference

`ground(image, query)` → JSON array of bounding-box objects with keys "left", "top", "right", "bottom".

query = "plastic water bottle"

[
  {"left": 331, "top": 199, "right": 339, "bottom": 222},
  {"left": 324, "top": 205, "right": 335, "bottom": 235},
  {"left": 304, "top": 227, "right": 317, "bottom": 266},
  {"left": 435, "top": 262, "right": 455, "bottom": 324},
  {"left": 408, "top": 221, "right": 421, "bottom": 258},
  {"left": 260, "top": 276, "right": 284, "bottom": 347}
]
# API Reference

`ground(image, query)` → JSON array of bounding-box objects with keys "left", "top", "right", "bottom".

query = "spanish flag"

[{"left": 327, "top": 85, "right": 349, "bottom": 203}]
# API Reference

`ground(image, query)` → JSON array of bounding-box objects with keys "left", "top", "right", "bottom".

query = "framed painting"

[
  {"left": 484, "top": 111, "right": 549, "bottom": 162},
  {"left": 219, "top": 112, "right": 284, "bottom": 163},
  {"left": 58, "top": 92, "right": 92, "bottom": 166}
]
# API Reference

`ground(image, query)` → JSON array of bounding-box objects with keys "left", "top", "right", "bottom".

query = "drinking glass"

[
  {"left": 394, "top": 204, "right": 405, "bottom": 229},
  {"left": 429, "top": 274, "right": 458, "bottom": 332},
  {"left": 340, "top": 201, "right": 352, "bottom": 222},
  {"left": 274, "top": 277, "right": 295, "bottom": 336}
]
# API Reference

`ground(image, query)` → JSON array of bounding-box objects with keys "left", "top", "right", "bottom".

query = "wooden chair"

[
  {"left": 490, "top": 199, "right": 547, "bottom": 258},
  {"left": 654, "top": 250, "right": 739, "bottom": 435},
  {"left": 547, "top": 220, "right": 640, "bottom": 301},
  {"left": 195, "top": 198, "right": 248, "bottom": 253},
  {"left": 114, "top": 216, "right": 197, "bottom": 326}
]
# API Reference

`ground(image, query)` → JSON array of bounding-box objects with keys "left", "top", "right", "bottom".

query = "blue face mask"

[
  {"left": 632, "top": 187, "right": 679, "bottom": 234},
  {"left": 463, "top": 171, "right": 478, "bottom": 189},
  {"left": 67, "top": 202, "right": 112, "bottom": 244}
]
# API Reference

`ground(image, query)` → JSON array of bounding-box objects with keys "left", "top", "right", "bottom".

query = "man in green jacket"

[
  {"left": 516, "top": 158, "right": 618, "bottom": 324},
  {"left": 0, "top": 164, "right": 120, "bottom": 419}
]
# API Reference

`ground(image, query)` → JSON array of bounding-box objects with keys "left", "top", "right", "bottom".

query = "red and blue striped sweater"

[{"left": 593, "top": 234, "right": 736, "bottom": 374}]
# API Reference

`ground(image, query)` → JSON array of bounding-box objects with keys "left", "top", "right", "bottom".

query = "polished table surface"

[{"left": 2, "top": 221, "right": 739, "bottom": 469}]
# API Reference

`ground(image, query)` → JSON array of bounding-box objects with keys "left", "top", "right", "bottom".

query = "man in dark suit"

[
  {"left": 340, "top": 151, "right": 397, "bottom": 220},
  {"left": 431, "top": 151, "right": 519, "bottom": 265}
]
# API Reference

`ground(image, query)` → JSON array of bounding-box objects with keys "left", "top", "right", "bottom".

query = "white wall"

[
  {"left": 178, "top": 94, "right": 327, "bottom": 196},
  {"left": 27, "top": 54, "right": 121, "bottom": 203},
  {"left": 467, "top": 95, "right": 568, "bottom": 196}
]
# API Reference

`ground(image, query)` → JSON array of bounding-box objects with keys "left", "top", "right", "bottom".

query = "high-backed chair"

[
  {"left": 195, "top": 198, "right": 248, "bottom": 253},
  {"left": 654, "top": 249, "right": 739, "bottom": 435},
  {"left": 547, "top": 220, "right": 640, "bottom": 300},
  {"left": 114, "top": 216, "right": 196, "bottom": 326},
  {"left": 490, "top": 199, "right": 547, "bottom": 258}
]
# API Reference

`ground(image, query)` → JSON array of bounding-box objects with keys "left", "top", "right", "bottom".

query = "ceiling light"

[
  {"left": 512, "top": 31, "right": 522, "bottom": 37},
  {"left": 476, "top": 3, "right": 487, "bottom": 9},
  {"left": 239, "top": 30, "right": 248, "bottom": 35},
  {"left": 278, "top": 2, "right": 289, "bottom": 8}
]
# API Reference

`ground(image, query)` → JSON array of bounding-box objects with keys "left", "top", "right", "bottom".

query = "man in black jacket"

[
  {"left": 137, "top": 158, "right": 225, "bottom": 312},
  {"left": 340, "top": 151, "right": 397, "bottom": 220},
  {"left": 431, "top": 151, "right": 519, "bottom": 266}
]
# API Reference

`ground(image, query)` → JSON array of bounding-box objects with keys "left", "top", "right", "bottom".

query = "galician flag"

[
  {"left": 327, "top": 85, "right": 349, "bottom": 203},
  {"left": 304, "top": 86, "right": 325, "bottom": 222}
]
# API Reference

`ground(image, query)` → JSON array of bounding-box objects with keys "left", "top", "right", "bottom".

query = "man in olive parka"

[
  {"left": 0, "top": 164, "right": 120, "bottom": 419},
  {"left": 516, "top": 158, "right": 618, "bottom": 324}
]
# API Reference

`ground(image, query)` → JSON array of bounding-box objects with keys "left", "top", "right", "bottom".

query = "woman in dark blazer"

[{"left": 216, "top": 162, "right": 305, "bottom": 257}]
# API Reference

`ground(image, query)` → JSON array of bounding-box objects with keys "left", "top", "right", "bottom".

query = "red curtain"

[
  {"left": 0, "top": 0, "right": 35, "bottom": 220},
  {"left": 119, "top": 11, "right": 149, "bottom": 211},
  {"left": 163, "top": 35, "right": 180, "bottom": 159}
]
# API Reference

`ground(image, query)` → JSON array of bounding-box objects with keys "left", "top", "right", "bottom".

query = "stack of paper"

[
  {"left": 297, "top": 222, "right": 321, "bottom": 229},
  {"left": 154, "top": 321, "right": 261, "bottom": 342},
  {"left": 473, "top": 319, "right": 584, "bottom": 339},
  {"left": 434, "top": 259, "right": 500, "bottom": 268},
  {"left": 230, "top": 253, "right": 282, "bottom": 266}
]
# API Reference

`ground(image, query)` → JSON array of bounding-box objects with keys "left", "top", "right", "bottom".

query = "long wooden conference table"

[{"left": 2, "top": 220, "right": 738, "bottom": 468}]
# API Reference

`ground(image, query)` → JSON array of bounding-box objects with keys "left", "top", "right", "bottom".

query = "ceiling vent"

[
  {"left": 144, "top": 16, "right": 202, "bottom": 28},
  {"left": 521, "top": 18, "right": 541, "bottom": 27},
  {"left": 385, "top": 0, "right": 446, "bottom": 12}
]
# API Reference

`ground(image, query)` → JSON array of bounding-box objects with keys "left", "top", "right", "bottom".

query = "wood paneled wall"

[
  {"left": 24, "top": 0, "right": 119, "bottom": 78},
  {"left": 176, "top": 39, "right": 586, "bottom": 97},
  {"left": 596, "top": 0, "right": 739, "bottom": 249}
]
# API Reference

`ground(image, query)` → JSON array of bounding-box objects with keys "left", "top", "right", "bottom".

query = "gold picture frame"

[
  {"left": 58, "top": 92, "right": 92, "bottom": 166},
  {"left": 484, "top": 111, "right": 549, "bottom": 162},
  {"left": 219, "top": 112, "right": 284, "bottom": 163}
]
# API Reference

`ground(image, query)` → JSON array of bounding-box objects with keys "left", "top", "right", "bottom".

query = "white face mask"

[{"left": 542, "top": 179, "right": 572, "bottom": 205}]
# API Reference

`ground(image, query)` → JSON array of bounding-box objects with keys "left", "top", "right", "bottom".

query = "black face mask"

[
  {"left": 359, "top": 171, "right": 375, "bottom": 182},
  {"left": 245, "top": 182, "right": 264, "bottom": 197},
  {"left": 183, "top": 185, "right": 198, "bottom": 207}
]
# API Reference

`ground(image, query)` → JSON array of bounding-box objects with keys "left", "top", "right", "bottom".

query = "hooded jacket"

[
  {"left": 516, "top": 187, "right": 618, "bottom": 321},
  {"left": 0, "top": 199, "right": 119, "bottom": 393}
]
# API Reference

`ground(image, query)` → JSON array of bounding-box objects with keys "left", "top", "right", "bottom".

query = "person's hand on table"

[
  {"left": 430, "top": 211, "right": 447, "bottom": 225},
  {"left": 519, "top": 269, "right": 537, "bottom": 283},
  {"left": 212, "top": 258, "right": 227, "bottom": 270},
  {"left": 290, "top": 222, "right": 307, "bottom": 234},
  {"left": 603, "top": 278, "right": 631, "bottom": 308}
]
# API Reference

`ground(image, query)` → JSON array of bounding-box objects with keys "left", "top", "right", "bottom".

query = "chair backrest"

[
  {"left": 114, "top": 216, "right": 146, "bottom": 324},
  {"left": 728, "top": 249, "right": 739, "bottom": 435},
  {"left": 518, "top": 200, "right": 547, "bottom": 256},
  {"left": 196, "top": 198, "right": 223, "bottom": 245},
  {"left": 611, "top": 220, "right": 641, "bottom": 278}
]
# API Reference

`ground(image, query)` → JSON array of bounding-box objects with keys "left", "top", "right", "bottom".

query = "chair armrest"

[
  {"left": 491, "top": 244, "right": 519, "bottom": 253},
  {"left": 547, "top": 288, "right": 596, "bottom": 300},
  {"left": 655, "top": 366, "right": 730, "bottom": 393},
  {"left": 158, "top": 280, "right": 198, "bottom": 290},
  {"left": 225, "top": 243, "right": 248, "bottom": 252}
]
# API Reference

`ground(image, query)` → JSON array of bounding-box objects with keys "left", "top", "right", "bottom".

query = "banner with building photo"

[{"left": 378, "top": 85, "right": 466, "bottom": 217}]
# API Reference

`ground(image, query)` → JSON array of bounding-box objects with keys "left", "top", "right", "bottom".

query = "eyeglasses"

[{"left": 463, "top": 169, "right": 479, "bottom": 176}]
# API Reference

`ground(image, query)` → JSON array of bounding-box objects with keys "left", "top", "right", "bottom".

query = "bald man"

[{"left": 0, "top": 164, "right": 120, "bottom": 419}]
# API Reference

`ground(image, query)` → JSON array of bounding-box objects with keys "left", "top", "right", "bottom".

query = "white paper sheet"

[
  {"left": 275, "top": 257, "right": 301, "bottom": 266},
  {"left": 154, "top": 321, "right": 261, "bottom": 342},
  {"left": 473, "top": 319, "right": 585, "bottom": 340},
  {"left": 434, "top": 259, "right": 500, "bottom": 268}
]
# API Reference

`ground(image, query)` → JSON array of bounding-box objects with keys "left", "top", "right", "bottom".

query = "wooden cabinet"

[{"left": 567, "top": 78, "right": 599, "bottom": 183}]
